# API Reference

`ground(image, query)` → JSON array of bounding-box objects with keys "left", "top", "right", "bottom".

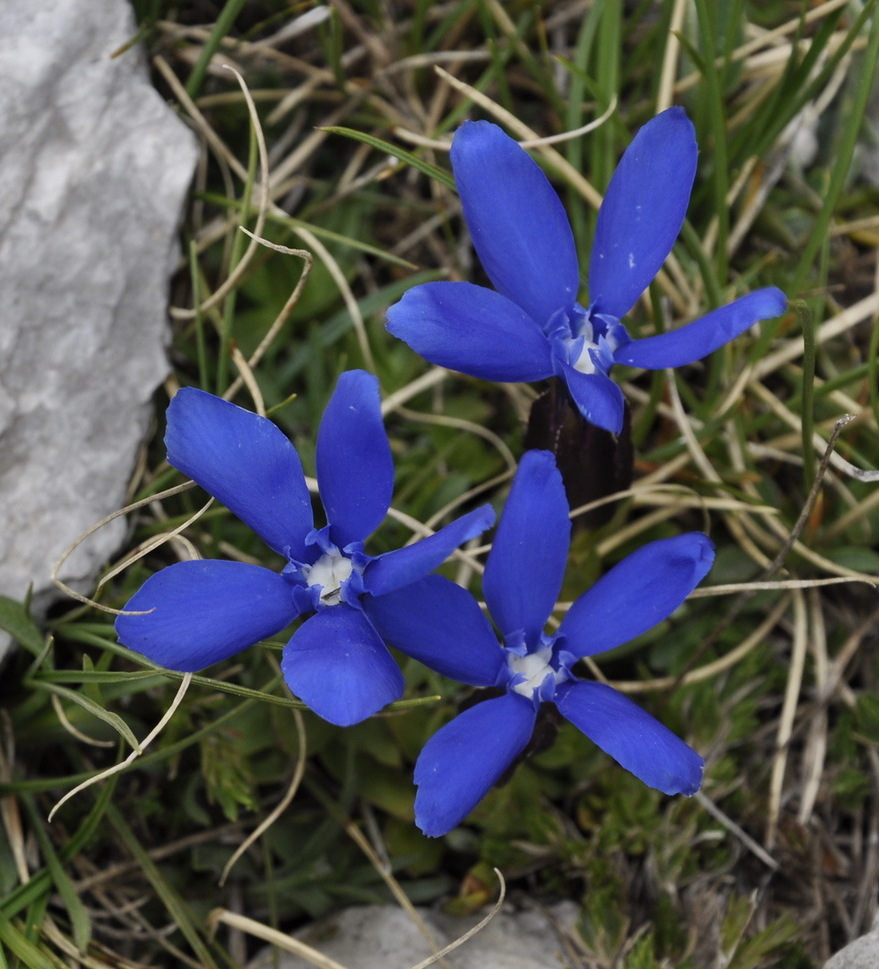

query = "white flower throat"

[
  {"left": 550, "top": 303, "right": 628, "bottom": 378},
  {"left": 569, "top": 312, "right": 628, "bottom": 376},
  {"left": 305, "top": 550, "right": 353, "bottom": 605},
  {"left": 571, "top": 317, "right": 601, "bottom": 375},
  {"left": 507, "top": 645, "right": 563, "bottom": 699}
]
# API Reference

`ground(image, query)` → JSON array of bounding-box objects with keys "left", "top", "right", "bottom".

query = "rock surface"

[
  {"left": 0, "top": 0, "right": 197, "bottom": 656},
  {"left": 822, "top": 912, "right": 879, "bottom": 969},
  {"left": 248, "top": 901, "right": 580, "bottom": 969}
]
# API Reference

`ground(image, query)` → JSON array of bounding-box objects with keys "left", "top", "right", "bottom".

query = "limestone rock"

[
  {"left": 822, "top": 912, "right": 879, "bottom": 969},
  {"left": 248, "top": 901, "right": 580, "bottom": 969},
  {"left": 0, "top": 0, "right": 197, "bottom": 657}
]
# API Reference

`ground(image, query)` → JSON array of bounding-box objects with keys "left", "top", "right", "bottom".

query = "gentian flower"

[
  {"left": 386, "top": 108, "right": 787, "bottom": 434},
  {"left": 367, "top": 450, "right": 713, "bottom": 836},
  {"left": 116, "top": 370, "right": 494, "bottom": 727}
]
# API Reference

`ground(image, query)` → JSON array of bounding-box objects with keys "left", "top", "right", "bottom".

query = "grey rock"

[
  {"left": 822, "top": 911, "right": 879, "bottom": 969},
  {"left": 0, "top": 0, "right": 197, "bottom": 656},
  {"left": 248, "top": 901, "right": 580, "bottom": 969}
]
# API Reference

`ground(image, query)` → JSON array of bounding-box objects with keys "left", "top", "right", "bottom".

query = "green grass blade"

[
  {"left": 792, "top": 1, "right": 879, "bottom": 295},
  {"left": 0, "top": 909, "right": 58, "bottom": 969},
  {"left": 321, "top": 127, "right": 455, "bottom": 190},
  {"left": 798, "top": 300, "right": 818, "bottom": 488},
  {"left": 21, "top": 799, "right": 91, "bottom": 954},
  {"left": 24, "top": 680, "right": 141, "bottom": 751},
  {"left": 184, "top": 0, "right": 248, "bottom": 98},
  {"left": 0, "top": 596, "right": 44, "bottom": 656},
  {"left": 106, "top": 803, "right": 223, "bottom": 968},
  {"left": 692, "top": 0, "right": 729, "bottom": 283},
  {"left": 1, "top": 780, "right": 118, "bottom": 919}
]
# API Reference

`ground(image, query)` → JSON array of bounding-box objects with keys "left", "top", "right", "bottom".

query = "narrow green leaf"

[
  {"left": 107, "top": 804, "right": 223, "bottom": 968},
  {"left": 272, "top": 214, "right": 418, "bottom": 269},
  {"left": 0, "top": 596, "right": 44, "bottom": 655},
  {"left": 26, "top": 681, "right": 141, "bottom": 751},
  {"left": 2, "top": 781, "right": 118, "bottom": 920},
  {"left": 797, "top": 299, "right": 817, "bottom": 489},
  {"left": 791, "top": 0, "right": 879, "bottom": 295},
  {"left": 321, "top": 126, "right": 456, "bottom": 190},
  {"left": 693, "top": 0, "right": 729, "bottom": 283},
  {"left": 0, "top": 909, "right": 57, "bottom": 969},
  {"left": 870, "top": 303, "right": 879, "bottom": 430},
  {"left": 184, "top": 0, "right": 248, "bottom": 98},
  {"left": 33, "top": 669, "right": 168, "bottom": 686},
  {"left": 35, "top": 663, "right": 297, "bottom": 707},
  {"left": 0, "top": 693, "right": 259, "bottom": 799},
  {"left": 22, "top": 800, "right": 92, "bottom": 955},
  {"left": 193, "top": 193, "right": 419, "bottom": 267}
]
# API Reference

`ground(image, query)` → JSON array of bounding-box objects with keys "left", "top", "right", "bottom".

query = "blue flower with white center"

[
  {"left": 386, "top": 107, "right": 787, "bottom": 434},
  {"left": 115, "top": 370, "right": 495, "bottom": 727},
  {"left": 367, "top": 450, "right": 714, "bottom": 837}
]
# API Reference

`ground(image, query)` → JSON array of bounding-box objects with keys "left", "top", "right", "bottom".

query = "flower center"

[
  {"left": 507, "top": 645, "right": 563, "bottom": 700},
  {"left": 571, "top": 317, "right": 601, "bottom": 375},
  {"left": 304, "top": 550, "right": 354, "bottom": 606},
  {"left": 548, "top": 303, "right": 630, "bottom": 376}
]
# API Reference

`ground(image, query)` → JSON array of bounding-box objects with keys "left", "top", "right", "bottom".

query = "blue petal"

[
  {"left": 364, "top": 505, "right": 495, "bottom": 597},
  {"left": 558, "top": 363, "right": 626, "bottom": 434},
  {"left": 116, "top": 560, "right": 297, "bottom": 671},
  {"left": 414, "top": 692, "right": 536, "bottom": 837},
  {"left": 386, "top": 282, "right": 555, "bottom": 382},
  {"left": 483, "top": 451, "right": 570, "bottom": 645},
  {"left": 364, "top": 575, "right": 504, "bottom": 686},
  {"left": 166, "top": 388, "right": 313, "bottom": 558},
  {"left": 316, "top": 370, "right": 393, "bottom": 548},
  {"left": 589, "top": 107, "right": 697, "bottom": 320},
  {"left": 558, "top": 533, "right": 714, "bottom": 657},
  {"left": 451, "top": 121, "right": 581, "bottom": 325},
  {"left": 615, "top": 287, "right": 788, "bottom": 368},
  {"left": 555, "top": 680, "right": 704, "bottom": 795},
  {"left": 280, "top": 605, "right": 403, "bottom": 726}
]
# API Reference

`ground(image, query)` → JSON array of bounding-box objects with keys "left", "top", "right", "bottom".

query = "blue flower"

[
  {"left": 367, "top": 450, "right": 713, "bottom": 836},
  {"left": 386, "top": 107, "right": 787, "bottom": 434},
  {"left": 115, "top": 370, "right": 495, "bottom": 727}
]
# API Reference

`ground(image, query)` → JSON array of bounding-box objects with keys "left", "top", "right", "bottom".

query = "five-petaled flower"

[
  {"left": 386, "top": 108, "right": 787, "bottom": 434},
  {"left": 367, "top": 450, "right": 713, "bottom": 836},
  {"left": 115, "top": 370, "right": 495, "bottom": 727}
]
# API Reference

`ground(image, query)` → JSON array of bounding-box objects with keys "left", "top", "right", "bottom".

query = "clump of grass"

[{"left": 2, "top": 2, "right": 879, "bottom": 967}]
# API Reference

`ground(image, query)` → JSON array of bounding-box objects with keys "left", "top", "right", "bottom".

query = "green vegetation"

[{"left": 2, "top": 1, "right": 879, "bottom": 966}]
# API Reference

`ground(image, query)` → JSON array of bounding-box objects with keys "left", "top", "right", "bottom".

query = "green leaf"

[
  {"left": 855, "top": 694, "right": 879, "bottom": 745},
  {"left": 24, "top": 801, "right": 92, "bottom": 955},
  {"left": 200, "top": 727, "right": 257, "bottom": 822},
  {"left": 107, "top": 804, "right": 223, "bottom": 969},
  {"left": 27, "top": 681, "right": 141, "bottom": 752},
  {"left": 0, "top": 908, "right": 57, "bottom": 969},
  {"left": 1, "top": 782, "right": 118, "bottom": 920},
  {"left": 822, "top": 546, "right": 879, "bottom": 573},
  {"left": 0, "top": 596, "right": 44, "bottom": 655},
  {"left": 321, "top": 126, "right": 456, "bottom": 190}
]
